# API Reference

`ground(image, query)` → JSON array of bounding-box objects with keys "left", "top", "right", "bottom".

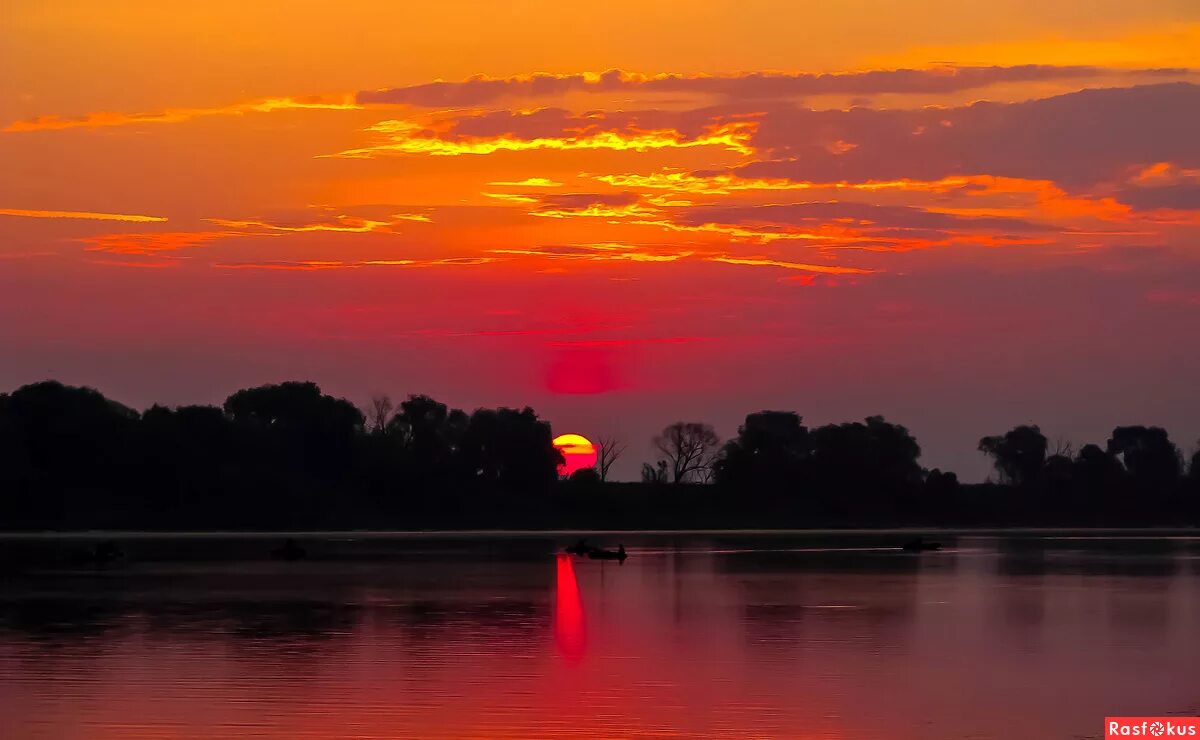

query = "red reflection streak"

[{"left": 555, "top": 554, "right": 586, "bottom": 663}]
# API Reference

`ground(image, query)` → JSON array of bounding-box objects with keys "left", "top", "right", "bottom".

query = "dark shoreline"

[{"left": 3, "top": 525, "right": 1198, "bottom": 536}]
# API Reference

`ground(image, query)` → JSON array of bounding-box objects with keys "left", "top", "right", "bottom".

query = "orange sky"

[{"left": 2, "top": 0, "right": 1199, "bottom": 479}]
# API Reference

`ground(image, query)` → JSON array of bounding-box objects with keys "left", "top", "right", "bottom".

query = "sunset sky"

[{"left": 3, "top": 0, "right": 1199, "bottom": 480}]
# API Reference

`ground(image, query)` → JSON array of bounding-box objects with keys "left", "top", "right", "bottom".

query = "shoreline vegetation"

[{"left": 2, "top": 380, "right": 1198, "bottom": 532}]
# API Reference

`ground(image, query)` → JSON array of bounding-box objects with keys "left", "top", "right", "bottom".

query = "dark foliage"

[
  {"left": 978, "top": 425, "right": 1047, "bottom": 486},
  {"left": 0, "top": 380, "right": 1196, "bottom": 530}
]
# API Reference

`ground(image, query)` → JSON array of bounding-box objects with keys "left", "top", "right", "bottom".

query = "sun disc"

[{"left": 553, "top": 433, "right": 598, "bottom": 476}]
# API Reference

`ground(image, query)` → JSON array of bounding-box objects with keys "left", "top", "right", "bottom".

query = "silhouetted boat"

[
  {"left": 901, "top": 537, "right": 942, "bottom": 552},
  {"left": 564, "top": 539, "right": 595, "bottom": 556},
  {"left": 587, "top": 544, "right": 627, "bottom": 562},
  {"left": 271, "top": 538, "right": 307, "bottom": 561}
]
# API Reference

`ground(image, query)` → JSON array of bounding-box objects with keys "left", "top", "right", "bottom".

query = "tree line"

[{"left": 1, "top": 380, "right": 1197, "bottom": 530}]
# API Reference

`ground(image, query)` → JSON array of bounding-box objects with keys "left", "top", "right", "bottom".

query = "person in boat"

[
  {"left": 565, "top": 539, "right": 593, "bottom": 556},
  {"left": 588, "top": 544, "right": 627, "bottom": 561}
]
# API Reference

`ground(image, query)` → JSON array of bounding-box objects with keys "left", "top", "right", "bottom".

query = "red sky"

[{"left": 2, "top": 0, "right": 1199, "bottom": 479}]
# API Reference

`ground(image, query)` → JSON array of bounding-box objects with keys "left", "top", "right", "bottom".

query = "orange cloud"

[
  {"left": 706, "top": 256, "right": 873, "bottom": 275},
  {"left": 357, "top": 66, "right": 1192, "bottom": 106},
  {"left": 928, "top": 176, "right": 1133, "bottom": 222},
  {"left": 5, "top": 96, "right": 361, "bottom": 133},
  {"left": 596, "top": 171, "right": 1134, "bottom": 224},
  {"left": 0, "top": 208, "right": 167, "bottom": 222},
  {"left": 483, "top": 193, "right": 541, "bottom": 204},
  {"left": 82, "top": 231, "right": 238, "bottom": 255},
  {"left": 206, "top": 211, "right": 430, "bottom": 234},
  {"left": 488, "top": 177, "right": 563, "bottom": 187},
  {"left": 631, "top": 218, "right": 833, "bottom": 243},
  {"left": 532, "top": 204, "right": 656, "bottom": 218},
  {"left": 85, "top": 257, "right": 180, "bottom": 269},
  {"left": 589, "top": 171, "right": 975, "bottom": 195},
  {"left": 330, "top": 120, "right": 756, "bottom": 158},
  {"left": 213, "top": 257, "right": 498, "bottom": 271},
  {"left": 1129, "top": 162, "right": 1200, "bottom": 186},
  {"left": 488, "top": 245, "right": 690, "bottom": 263}
]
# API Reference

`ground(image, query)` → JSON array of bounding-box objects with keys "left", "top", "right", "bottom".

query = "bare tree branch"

[
  {"left": 652, "top": 421, "right": 720, "bottom": 483},
  {"left": 596, "top": 434, "right": 627, "bottom": 481},
  {"left": 366, "top": 394, "right": 394, "bottom": 435}
]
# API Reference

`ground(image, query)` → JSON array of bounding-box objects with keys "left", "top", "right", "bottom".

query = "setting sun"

[{"left": 553, "top": 433, "right": 598, "bottom": 476}]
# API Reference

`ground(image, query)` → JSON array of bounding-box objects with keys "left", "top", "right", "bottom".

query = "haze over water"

[{"left": 1, "top": 532, "right": 1199, "bottom": 739}]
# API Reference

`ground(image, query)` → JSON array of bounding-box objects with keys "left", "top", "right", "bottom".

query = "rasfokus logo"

[{"left": 1107, "top": 717, "right": 1200, "bottom": 737}]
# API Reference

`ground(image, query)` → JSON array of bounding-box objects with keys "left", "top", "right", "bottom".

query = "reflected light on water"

[
  {"left": 2, "top": 533, "right": 1200, "bottom": 739},
  {"left": 554, "top": 553, "right": 586, "bottom": 662}
]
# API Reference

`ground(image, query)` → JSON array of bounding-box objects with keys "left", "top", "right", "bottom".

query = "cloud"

[
  {"left": 13, "top": 66, "right": 1184, "bottom": 135},
  {"left": 1117, "top": 162, "right": 1200, "bottom": 210},
  {"left": 5, "top": 96, "right": 361, "bottom": 133},
  {"left": 487, "top": 177, "right": 562, "bottom": 187},
  {"left": 332, "top": 83, "right": 1200, "bottom": 203},
  {"left": 483, "top": 193, "right": 541, "bottom": 203},
  {"left": 0, "top": 208, "right": 167, "bottom": 222},
  {"left": 488, "top": 244, "right": 690, "bottom": 263},
  {"left": 85, "top": 257, "right": 179, "bottom": 269},
  {"left": 356, "top": 66, "right": 1189, "bottom": 107},
  {"left": 525, "top": 192, "right": 656, "bottom": 218},
  {"left": 737, "top": 83, "right": 1200, "bottom": 189},
  {"left": 586, "top": 171, "right": 1132, "bottom": 223},
  {"left": 81, "top": 231, "right": 238, "bottom": 255},
  {"left": 205, "top": 208, "right": 432, "bottom": 234},
  {"left": 328, "top": 114, "right": 755, "bottom": 158},
  {"left": 674, "top": 202, "right": 1050, "bottom": 233},
  {"left": 706, "top": 256, "right": 873, "bottom": 275},
  {"left": 213, "top": 257, "right": 498, "bottom": 271}
]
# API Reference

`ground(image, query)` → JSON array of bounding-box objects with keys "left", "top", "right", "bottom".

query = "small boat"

[
  {"left": 271, "top": 538, "right": 307, "bottom": 561},
  {"left": 587, "top": 544, "right": 627, "bottom": 562},
  {"left": 564, "top": 539, "right": 595, "bottom": 556},
  {"left": 901, "top": 537, "right": 942, "bottom": 552}
]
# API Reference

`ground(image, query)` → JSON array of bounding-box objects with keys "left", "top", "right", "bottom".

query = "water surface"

[{"left": 1, "top": 531, "right": 1198, "bottom": 739}]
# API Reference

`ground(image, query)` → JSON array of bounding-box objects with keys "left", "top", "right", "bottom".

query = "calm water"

[{"left": 1, "top": 531, "right": 1199, "bottom": 739}]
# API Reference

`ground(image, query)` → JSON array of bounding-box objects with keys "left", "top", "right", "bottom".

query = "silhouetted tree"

[
  {"left": 0, "top": 381, "right": 140, "bottom": 525},
  {"left": 2, "top": 380, "right": 138, "bottom": 485},
  {"left": 1050, "top": 437, "right": 1075, "bottom": 459},
  {"left": 924, "top": 468, "right": 959, "bottom": 495},
  {"left": 808, "top": 416, "right": 923, "bottom": 508},
  {"left": 386, "top": 394, "right": 468, "bottom": 485},
  {"left": 366, "top": 395, "right": 394, "bottom": 435},
  {"left": 457, "top": 407, "right": 562, "bottom": 490},
  {"left": 4, "top": 376, "right": 1200, "bottom": 530},
  {"left": 1071, "top": 443, "right": 1124, "bottom": 493},
  {"left": 1044, "top": 453, "right": 1075, "bottom": 489},
  {"left": 641, "top": 460, "right": 668, "bottom": 484},
  {"left": 1106, "top": 426, "right": 1182, "bottom": 491},
  {"left": 979, "top": 425, "right": 1047, "bottom": 486},
  {"left": 223, "top": 381, "right": 364, "bottom": 478},
  {"left": 715, "top": 411, "right": 809, "bottom": 491},
  {"left": 596, "top": 434, "right": 626, "bottom": 482},
  {"left": 568, "top": 467, "right": 602, "bottom": 487},
  {"left": 653, "top": 422, "right": 720, "bottom": 483}
]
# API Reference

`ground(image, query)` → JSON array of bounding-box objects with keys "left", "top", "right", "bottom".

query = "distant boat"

[
  {"left": 901, "top": 537, "right": 942, "bottom": 552},
  {"left": 587, "top": 544, "right": 627, "bottom": 562},
  {"left": 271, "top": 538, "right": 307, "bottom": 561}
]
